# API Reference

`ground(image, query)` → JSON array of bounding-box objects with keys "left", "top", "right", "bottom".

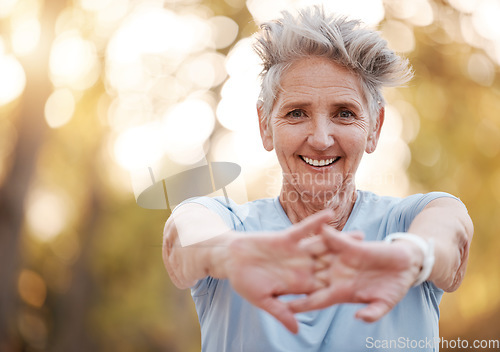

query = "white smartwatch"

[{"left": 384, "top": 232, "right": 435, "bottom": 287}]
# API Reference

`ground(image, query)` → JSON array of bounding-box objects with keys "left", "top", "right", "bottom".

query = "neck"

[{"left": 279, "top": 180, "right": 357, "bottom": 231}]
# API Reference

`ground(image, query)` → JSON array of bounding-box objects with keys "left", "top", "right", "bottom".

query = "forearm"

[
  {"left": 162, "top": 203, "right": 236, "bottom": 289},
  {"left": 408, "top": 197, "right": 473, "bottom": 291}
]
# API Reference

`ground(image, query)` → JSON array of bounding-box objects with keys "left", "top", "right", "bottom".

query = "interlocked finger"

[
  {"left": 298, "top": 236, "right": 329, "bottom": 258},
  {"left": 314, "top": 253, "right": 334, "bottom": 271}
]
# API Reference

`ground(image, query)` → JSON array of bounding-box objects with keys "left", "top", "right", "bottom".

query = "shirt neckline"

[{"left": 272, "top": 190, "right": 365, "bottom": 231}]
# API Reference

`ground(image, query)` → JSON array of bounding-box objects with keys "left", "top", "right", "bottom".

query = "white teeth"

[{"left": 302, "top": 156, "right": 337, "bottom": 167}]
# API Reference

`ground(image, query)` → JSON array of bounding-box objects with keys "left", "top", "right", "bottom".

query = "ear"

[
  {"left": 257, "top": 101, "right": 274, "bottom": 152},
  {"left": 365, "top": 107, "right": 384, "bottom": 154}
]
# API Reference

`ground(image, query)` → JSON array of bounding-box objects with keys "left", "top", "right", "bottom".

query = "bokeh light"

[
  {"left": 0, "top": 0, "right": 18, "bottom": 18},
  {"left": 387, "top": 0, "right": 434, "bottom": 26},
  {"left": 49, "top": 31, "right": 100, "bottom": 90},
  {"left": 471, "top": 0, "right": 500, "bottom": 41},
  {"left": 474, "top": 119, "right": 500, "bottom": 158},
  {"left": 113, "top": 121, "right": 164, "bottom": 171},
  {"left": 450, "top": 0, "right": 500, "bottom": 65},
  {"left": 208, "top": 16, "right": 239, "bottom": 49},
  {"left": 448, "top": 0, "right": 475, "bottom": 13},
  {"left": 314, "top": 0, "right": 384, "bottom": 27},
  {"left": 381, "top": 20, "right": 415, "bottom": 53},
  {"left": 103, "top": 4, "right": 235, "bottom": 202},
  {"left": 18, "top": 309, "right": 48, "bottom": 349},
  {"left": 391, "top": 100, "right": 420, "bottom": 144},
  {"left": 356, "top": 104, "right": 411, "bottom": 196},
  {"left": 247, "top": 0, "right": 384, "bottom": 26},
  {"left": 49, "top": 232, "right": 81, "bottom": 265},
  {"left": 0, "top": 53, "right": 26, "bottom": 106},
  {"left": 212, "top": 128, "right": 278, "bottom": 178},
  {"left": 11, "top": 15, "right": 41, "bottom": 55},
  {"left": 94, "top": 0, "right": 129, "bottom": 31},
  {"left": 107, "top": 93, "right": 155, "bottom": 132},
  {"left": 176, "top": 52, "right": 227, "bottom": 89},
  {"left": 106, "top": 7, "right": 210, "bottom": 67},
  {"left": 54, "top": 7, "right": 87, "bottom": 36},
  {"left": 26, "top": 188, "right": 72, "bottom": 242},
  {"left": 44, "top": 88, "right": 76, "bottom": 128},
  {"left": 78, "top": 0, "right": 112, "bottom": 12},
  {"left": 162, "top": 97, "right": 215, "bottom": 164},
  {"left": 18, "top": 269, "right": 47, "bottom": 308},
  {"left": 467, "top": 53, "right": 495, "bottom": 86},
  {"left": 217, "top": 38, "right": 260, "bottom": 133}
]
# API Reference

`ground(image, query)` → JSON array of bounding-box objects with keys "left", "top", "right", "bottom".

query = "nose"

[{"left": 307, "top": 118, "right": 334, "bottom": 151}]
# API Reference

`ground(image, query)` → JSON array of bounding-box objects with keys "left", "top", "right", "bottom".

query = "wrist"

[
  {"left": 207, "top": 231, "right": 237, "bottom": 279},
  {"left": 385, "top": 232, "right": 435, "bottom": 286},
  {"left": 397, "top": 239, "right": 425, "bottom": 271}
]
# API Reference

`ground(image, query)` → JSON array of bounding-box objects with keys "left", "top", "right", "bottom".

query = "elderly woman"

[{"left": 162, "top": 6, "right": 473, "bottom": 352}]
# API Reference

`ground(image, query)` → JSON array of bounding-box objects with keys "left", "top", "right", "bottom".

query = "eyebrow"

[
  {"left": 278, "top": 99, "right": 363, "bottom": 112},
  {"left": 279, "top": 101, "right": 312, "bottom": 111}
]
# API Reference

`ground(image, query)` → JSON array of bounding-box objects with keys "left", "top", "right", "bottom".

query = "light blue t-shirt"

[{"left": 183, "top": 190, "right": 457, "bottom": 352}]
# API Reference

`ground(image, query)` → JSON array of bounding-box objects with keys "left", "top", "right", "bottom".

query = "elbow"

[
  {"left": 163, "top": 242, "right": 190, "bottom": 290},
  {"left": 441, "top": 218, "right": 473, "bottom": 292},
  {"left": 442, "top": 256, "right": 467, "bottom": 292},
  {"left": 162, "top": 220, "right": 196, "bottom": 290},
  {"left": 442, "top": 265, "right": 465, "bottom": 292},
  {"left": 167, "top": 265, "right": 194, "bottom": 290}
]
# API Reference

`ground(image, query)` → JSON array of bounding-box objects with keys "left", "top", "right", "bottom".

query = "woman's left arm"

[
  {"left": 288, "top": 196, "right": 474, "bottom": 322},
  {"left": 406, "top": 197, "right": 474, "bottom": 292}
]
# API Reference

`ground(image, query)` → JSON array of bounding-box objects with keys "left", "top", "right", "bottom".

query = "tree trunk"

[
  {"left": 0, "top": 1, "right": 66, "bottom": 350},
  {"left": 51, "top": 183, "right": 101, "bottom": 352}
]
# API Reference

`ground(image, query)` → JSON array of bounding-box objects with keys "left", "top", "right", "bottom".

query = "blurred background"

[{"left": 0, "top": 0, "right": 499, "bottom": 351}]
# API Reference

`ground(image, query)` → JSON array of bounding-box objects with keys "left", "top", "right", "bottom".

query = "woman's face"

[{"left": 259, "top": 56, "right": 383, "bottom": 202}]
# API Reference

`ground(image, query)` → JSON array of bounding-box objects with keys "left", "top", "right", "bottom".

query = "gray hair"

[{"left": 253, "top": 6, "right": 413, "bottom": 123}]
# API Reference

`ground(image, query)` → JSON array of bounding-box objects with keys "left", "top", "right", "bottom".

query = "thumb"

[
  {"left": 355, "top": 301, "right": 391, "bottom": 323},
  {"left": 287, "top": 209, "right": 334, "bottom": 242},
  {"left": 346, "top": 231, "right": 365, "bottom": 241},
  {"left": 259, "top": 297, "right": 299, "bottom": 334},
  {"left": 321, "top": 230, "right": 355, "bottom": 254}
]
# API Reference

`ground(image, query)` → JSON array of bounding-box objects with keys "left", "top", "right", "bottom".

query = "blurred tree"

[
  {"left": 402, "top": 2, "right": 500, "bottom": 349},
  {"left": 0, "top": 0, "right": 66, "bottom": 349},
  {"left": 1, "top": 0, "right": 253, "bottom": 351}
]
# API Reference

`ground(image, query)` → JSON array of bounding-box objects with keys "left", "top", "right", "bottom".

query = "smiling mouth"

[{"left": 300, "top": 156, "right": 339, "bottom": 167}]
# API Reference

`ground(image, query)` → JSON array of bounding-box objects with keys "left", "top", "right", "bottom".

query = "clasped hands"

[{"left": 225, "top": 209, "right": 424, "bottom": 334}]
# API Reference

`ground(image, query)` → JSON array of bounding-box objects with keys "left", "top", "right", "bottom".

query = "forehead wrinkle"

[
  {"left": 280, "top": 78, "right": 365, "bottom": 102},
  {"left": 271, "top": 57, "right": 370, "bottom": 116},
  {"left": 276, "top": 86, "right": 366, "bottom": 113}
]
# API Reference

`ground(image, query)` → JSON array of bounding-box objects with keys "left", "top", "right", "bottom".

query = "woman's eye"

[
  {"left": 287, "top": 109, "right": 305, "bottom": 119},
  {"left": 338, "top": 110, "right": 355, "bottom": 119}
]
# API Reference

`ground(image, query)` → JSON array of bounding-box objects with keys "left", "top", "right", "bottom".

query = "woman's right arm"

[
  {"left": 162, "top": 202, "right": 234, "bottom": 289},
  {"left": 162, "top": 203, "right": 335, "bottom": 333}
]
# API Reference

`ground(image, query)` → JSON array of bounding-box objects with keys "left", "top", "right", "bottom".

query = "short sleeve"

[
  {"left": 173, "top": 196, "right": 243, "bottom": 231},
  {"left": 172, "top": 196, "right": 242, "bottom": 297},
  {"left": 386, "top": 191, "right": 460, "bottom": 234}
]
